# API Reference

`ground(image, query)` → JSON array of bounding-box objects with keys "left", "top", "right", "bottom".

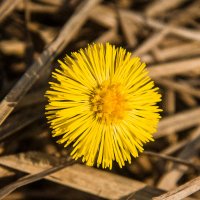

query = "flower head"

[{"left": 45, "top": 43, "right": 162, "bottom": 169}]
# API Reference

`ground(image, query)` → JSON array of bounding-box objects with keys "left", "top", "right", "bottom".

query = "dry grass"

[{"left": 0, "top": 0, "right": 199, "bottom": 199}]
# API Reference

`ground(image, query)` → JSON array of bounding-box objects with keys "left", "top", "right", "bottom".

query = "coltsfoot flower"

[{"left": 45, "top": 43, "right": 162, "bottom": 169}]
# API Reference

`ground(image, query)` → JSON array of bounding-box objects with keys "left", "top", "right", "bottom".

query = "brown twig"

[
  {"left": 145, "top": 0, "right": 186, "bottom": 17},
  {"left": 158, "top": 126, "right": 200, "bottom": 190},
  {"left": 17, "top": 1, "right": 59, "bottom": 14},
  {"left": 162, "top": 126, "right": 200, "bottom": 155},
  {"left": 156, "top": 78, "right": 200, "bottom": 98},
  {"left": 155, "top": 108, "right": 200, "bottom": 138},
  {"left": 148, "top": 58, "right": 200, "bottom": 78},
  {"left": 144, "top": 151, "right": 200, "bottom": 171},
  {"left": 0, "top": 40, "right": 25, "bottom": 56},
  {"left": 119, "top": 9, "right": 200, "bottom": 41},
  {"left": 0, "top": 0, "right": 21, "bottom": 23},
  {"left": 0, "top": 107, "right": 43, "bottom": 142},
  {"left": 153, "top": 176, "right": 200, "bottom": 200},
  {"left": 153, "top": 42, "right": 200, "bottom": 62},
  {"left": 0, "top": 158, "right": 76, "bottom": 200},
  {"left": 90, "top": 5, "right": 200, "bottom": 42}
]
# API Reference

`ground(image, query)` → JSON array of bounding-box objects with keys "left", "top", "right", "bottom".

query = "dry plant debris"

[{"left": 0, "top": 0, "right": 200, "bottom": 199}]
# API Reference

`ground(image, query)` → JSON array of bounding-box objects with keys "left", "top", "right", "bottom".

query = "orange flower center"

[{"left": 91, "top": 81, "right": 128, "bottom": 124}]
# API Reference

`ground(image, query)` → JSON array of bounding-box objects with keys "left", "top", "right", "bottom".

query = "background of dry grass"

[{"left": 0, "top": 0, "right": 200, "bottom": 199}]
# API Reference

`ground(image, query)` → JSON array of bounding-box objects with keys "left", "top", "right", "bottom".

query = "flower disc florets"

[{"left": 90, "top": 81, "right": 129, "bottom": 124}]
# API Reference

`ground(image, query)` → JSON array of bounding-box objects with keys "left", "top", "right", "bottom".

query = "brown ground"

[{"left": 0, "top": 0, "right": 200, "bottom": 199}]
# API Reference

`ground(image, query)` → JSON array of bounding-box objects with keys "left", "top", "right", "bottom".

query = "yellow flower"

[{"left": 45, "top": 43, "right": 162, "bottom": 169}]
